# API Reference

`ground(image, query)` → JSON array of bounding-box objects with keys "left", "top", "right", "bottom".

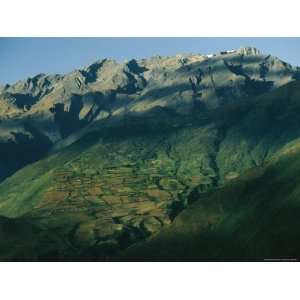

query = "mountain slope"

[
  {"left": 122, "top": 141, "right": 300, "bottom": 261},
  {"left": 1, "top": 79, "right": 300, "bottom": 260},
  {"left": 1, "top": 125, "right": 300, "bottom": 261}
]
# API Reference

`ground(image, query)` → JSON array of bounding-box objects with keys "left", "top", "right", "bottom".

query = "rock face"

[{"left": 0, "top": 47, "right": 300, "bottom": 260}]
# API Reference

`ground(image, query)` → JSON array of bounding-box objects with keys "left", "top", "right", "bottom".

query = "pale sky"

[{"left": 1, "top": 37, "right": 299, "bottom": 85}]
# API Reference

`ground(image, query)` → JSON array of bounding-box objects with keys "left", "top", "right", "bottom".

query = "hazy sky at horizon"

[{"left": 0, "top": 37, "right": 299, "bottom": 85}]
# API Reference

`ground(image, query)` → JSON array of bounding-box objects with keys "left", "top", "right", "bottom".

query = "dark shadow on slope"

[
  {"left": 0, "top": 127, "right": 52, "bottom": 182},
  {"left": 138, "top": 83, "right": 191, "bottom": 100},
  {"left": 223, "top": 60, "right": 274, "bottom": 96},
  {"left": 126, "top": 59, "right": 149, "bottom": 74}
]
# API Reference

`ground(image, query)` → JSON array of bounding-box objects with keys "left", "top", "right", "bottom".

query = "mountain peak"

[{"left": 237, "top": 46, "right": 261, "bottom": 56}]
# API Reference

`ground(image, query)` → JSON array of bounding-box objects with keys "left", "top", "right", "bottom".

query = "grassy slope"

[
  {"left": 0, "top": 81, "right": 300, "bottom": 260},
  {"left": 216, "top": 80, "right": 300, "bottom": 181},
  {"left": 0, "top": 216, "right": 70, "bottom": 261},
  {"left": 122, "top": 144, "right": 300, "bottom": 261},
  {"left": 2, "top": 139, "right": 300, "bottom": 261},
  {"left": 2, "top": 81, "right": 300, "bottom": 216},
  {"left": 0, "top": 132, "right": 95, "bottom": 216}
]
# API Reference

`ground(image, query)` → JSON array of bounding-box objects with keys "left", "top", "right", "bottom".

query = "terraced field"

[
  {"left": 3, "top": 123, "right": 219, "bottom": 259},
  {"left": 122, "top": 143, "right": 300, "bottom": 261},
  {"left": 1, "top": 78, "right": 300, "bottom": 261}
]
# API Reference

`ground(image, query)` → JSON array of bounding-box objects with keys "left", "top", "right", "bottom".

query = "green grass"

[{"left": 121, "top": 146, "right": 300, "bottom": 261}]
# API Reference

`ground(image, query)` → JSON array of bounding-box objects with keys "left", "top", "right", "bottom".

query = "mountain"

[
  {"left": 0, "top": 46, "right": 296, "bottom": 180},
  {"left": 0, "top": 47, "right": 300, "bottom": 261}
]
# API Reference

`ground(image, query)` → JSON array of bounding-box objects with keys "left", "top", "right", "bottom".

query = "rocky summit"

[{"left": 1, "top": 47, "right": 300, "bottom": 261}]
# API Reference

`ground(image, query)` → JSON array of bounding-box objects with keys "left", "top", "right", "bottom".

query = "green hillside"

[
  {"left": 1, "top": 80, "right": 300, "bottom": 260},
  {"left": 122, "top": 143, "right": 300, "bottom": 261},
  {"left": 2, "top": 132, "right": 300, "bottom": 261}
]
